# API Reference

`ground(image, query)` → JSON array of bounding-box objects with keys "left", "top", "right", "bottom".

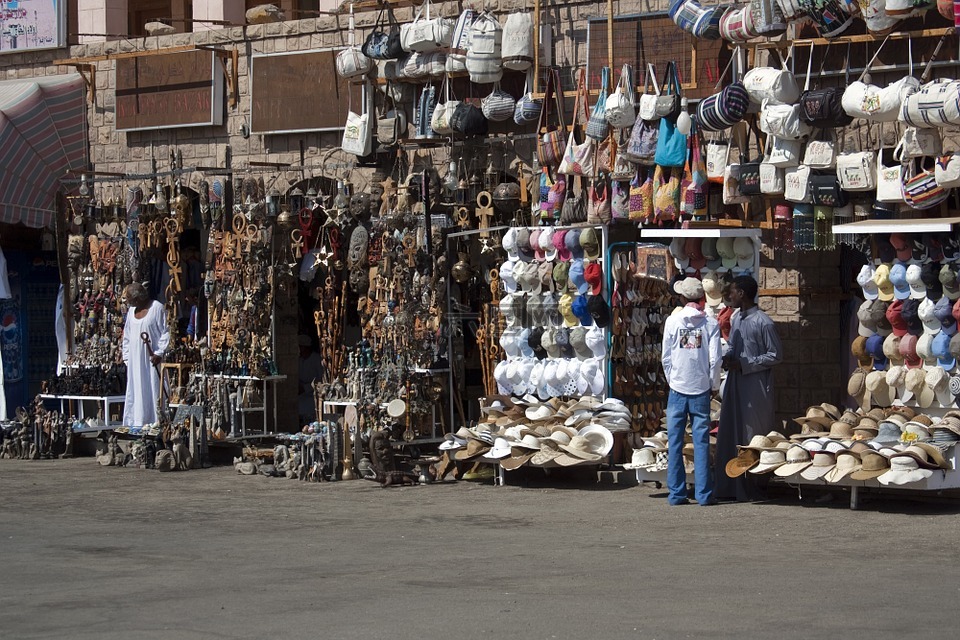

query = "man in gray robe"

[{"left": 715, "top": 275, "right": 783, "bottom": 501}]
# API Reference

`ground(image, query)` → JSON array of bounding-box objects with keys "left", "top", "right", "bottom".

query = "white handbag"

[
  {"left": 723, "top": 164, "right": 750, "bottom": 204},
  {"left": 935, "top": 152, "right": 960, "bottom": 189},
  {"left": 767, "top": 136, "right": 802, "bottom": 167},
  {"left": 743, "top": 49, "right": 800, "bottom": 106},
  {"left": 336, "top": 7, "right": 373, "bottom": 79},
  {"left": 606, "top": 64, "right": 636, "bottom": 129},
  {"left": 900, "top": 79, "right": 960, "bottom": 128},
  {"left": 706, "top": 141, "right": 728, "bottom": 181},
  {"left": 895, "top": 127, "right": 942, "bottom": 161},
  {"left": 877, "top": 150, "right": 905, "bottom": 202},
  {"left": 759, "top": 102, "right": 812, "bottom": 140},
  {"left": 760, "top": 163, "right": 785, "bottom": 195},
  {"left": 784, "top": 165, "right": 812, "bottom": 203},
  {"left": 760, "top": 137, "right": 784, "bottom": 195},
  {"left": 837, "top": 152, "right": 878, "bottom": 192},
  {"left": 342, "top": 86, "right": 373, "bottom": 157},
  {"left": 337, "top": 47, "right": 372, "bottom": 78},
  {"left": 803, "top": 129, "right": 837, "bottom": 169},
  {"left": 637, "top": 64, "right": 661, "bottom": 121},
  {"left": 843, "top": 36, "right": 919, "bottom": 122},
  {"left": 431, "top": 77, "right": 457, "bottom": 135},
  {"left": 401, "top": 0, "right": 454, "bottom": 52}
]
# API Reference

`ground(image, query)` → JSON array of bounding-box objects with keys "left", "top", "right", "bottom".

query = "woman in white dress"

[{"left": 121, "top": 283, "right": 169, "bottom": 426}]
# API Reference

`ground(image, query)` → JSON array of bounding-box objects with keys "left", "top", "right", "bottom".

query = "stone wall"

[{"left": 757, "top": 232, "right": 845, "bottom": 429}]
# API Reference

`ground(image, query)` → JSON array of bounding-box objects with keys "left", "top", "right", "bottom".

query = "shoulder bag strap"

[
  {"left": 554, "top": 68, "right": 567, "bottom": 130},
  {"left": 538, "top": 69, "right": 555, "bottom": 131},
  {"left": 803, "top": 43, "right": 813, "bottom": 92},
  {"left": 662, "top": 61, "right": 676, "bottom": 96},
  {"left": 646, "top": 63, "right": 661, "bottom": 96}
]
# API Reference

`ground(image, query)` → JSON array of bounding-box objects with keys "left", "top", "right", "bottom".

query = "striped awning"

[{"left": 0, "top": 74, "right": 88, "bottom": 228}]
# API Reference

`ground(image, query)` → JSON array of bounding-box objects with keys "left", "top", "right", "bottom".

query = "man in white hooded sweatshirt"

[{"left": 661, "top": 277, "right": 722, "bottom": 506}]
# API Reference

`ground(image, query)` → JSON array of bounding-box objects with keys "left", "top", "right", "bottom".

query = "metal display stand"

[
  {"left": 38, "top": 394, "right": 124, "bottom": 431},
  {"left": 195, "top": 374, "right": 286, "bottom": 436}
]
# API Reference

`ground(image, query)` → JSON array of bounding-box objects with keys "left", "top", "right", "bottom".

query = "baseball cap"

[
  {"left": 565, "top": 229, "right": 583, "bottom": 259},
  {"left": 899, "top": 333, "right": 922, "bottom": 369},
  {"left": 702, "top": 270, "right": 723, "bottom": 307},
  {"left": 874, "top": 264, "right": 894, "bottom": 302},
  {"left": 587, "top": 295, "right": 610, "bottom": 328},
  {"left": 716, "top": 237, "right": 736, "bottom": 270},
  {"left": 865, "top": 333, "right": 887, "bottom": 370},
  {"left": 905, "top": 264, "right": 925, "bottom": 300},
  {"left": 942, "top": 263, "right": 960, "bottom": 300},
  {"left": 685, "top": 237, "right": 706, "bottom": 272},
  {"left": 516, "top": 228, "right": 535, "bottom": 263},
  {"left": 901, "top": 299, "right": 922, "bottom": 337},
  {"left": 580, "top": 228, "right": 600, "bottom": 260},
  {"left": 571, "top": 294, "right": 593, "bottom": 326},
  {"left": 933, "top": 331, "right": 956, "bottom": 370},
  {"left": 886, "top": 299, "right": 907, "bottom": 337},
  {"left": 553, "top": 261, "right": 570, "bottom": 291},
  {"left": 889, "top": 233, "right": 912, "bottom": 262},
  {"left": 857, "top": 264, "right": 879, "bottom": 301},
  {"left": 701, "top": 238, "right": 721, "bottom": 271},
  {"left": 540, "top": 228, "right": 557, "bottom": 261},
  {"left": 889, "top": 263, "right": 911, "bottom": 301},
  {"left": 920, "top": 263, "right": 943, "bottom": 301},
  {"left": 935, "top": 295, "right": 957, "bottom": 336},
  {"left": 554, "top": 229, "right": 571, "bottom": 261},
  {"left": 918, "top": 298, "right": 941, "bottom": 335},
  {"left": 733, "top": 237, "right": 755, "bottom": 270},
  {"left": 530, "top": 229, "right": 545, "bottom": 261},
  {"left": 569, "top": 259, "right": 589, "bottom": 295},
  {"left": 502, "top": 228, "right": 519, "bottom": 259},
  {"left": 584, "top": 261, "right": 603, "bottom": 295}
]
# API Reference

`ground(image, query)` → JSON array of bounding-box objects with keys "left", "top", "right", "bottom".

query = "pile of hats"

[
  {"left": 669, "top": 236, "right": 757, "bottom": 277},
  {"left": 443, "top": 395, "right": 628, "bottom": 470},
  {"left": 853, "top": 233, "right": 960, "bottom": 410},
  {"left": 726, "top": 403, "right": 957, "bottom": 486},
  {"left": 623, "top": 429, "right": 718, "bottom": 476},
  {"left": 497, "top": 226, "right": 610, "bottom": 399}
]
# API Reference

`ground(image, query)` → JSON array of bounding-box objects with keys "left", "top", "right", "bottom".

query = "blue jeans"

[{"left": 666, "top": 389, "right": 714, "bottom": 505}]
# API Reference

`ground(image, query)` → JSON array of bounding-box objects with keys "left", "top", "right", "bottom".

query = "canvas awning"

[{"left": 0, "top": 74, "right": 88, "bottom": 228}]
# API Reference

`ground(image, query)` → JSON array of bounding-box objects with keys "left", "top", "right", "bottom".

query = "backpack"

[
  {"left": 466, "top": 13, "right": 503, "bottom": 84},
  {"left": 446, "top": 9, "right": 477, "bottom": 74},
  {"left": 501, "top": 12, "right": 533, "bottom": 71}
]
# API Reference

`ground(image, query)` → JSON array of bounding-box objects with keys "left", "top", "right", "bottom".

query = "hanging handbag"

[
  {"left": 767, "top": 135, "right": 802, "bottom": 168},
  {"left": 611, "top": 179, "right": 630, "bottom": 220},
  {"left": 843, "top": 35, "right": 919, "bottom": 122},
  {"left": 342, "top": 85, "right": 373, "bottom": 157},
  {"left": 723, "top": 127, "right": 751, "bottom": 204},
  {"left": 719, "top": 5, "right": 759, "bottom": 43},
  {"left": 466, "top": 12, "right": 503, "bottom": 84},
  {"left": 451, "top": 102, "right": 488, "bottom": 136},
  {"left": 654, "top": 165, "right": 680, "bottom": 222},
  {"left": 445, "top": 9, "right": 477, "bottom": 74},
  {"left": 362, "top": 3, "right": 404, "bottom": 60},
  {"left": 936, "top": 152, "right": 960, "bottom": 189},
  {"left": 798, "top": 43, "right": 853, "bottom": 128},
  {"left": 401, "top": 0, "right": 454, "bottom": 52},
  {"left": 482, "top": 83, "right": 516, "bottom": 122},
  {"left": 655, "top": 115, "right": 688, "bottom": 168},
  {"left": 560, "top": 176, "right": 588, "bottom": 224},
  {"left": 803, "top": 129, "right": 837, "bottom": 169},
  {"left": 775, "top": 0, "right": 805, "bottom": 21},
  {"left": 606, "top": 64, "right": 637, "bottom": 129},
  {"left": 611, "top": 131, "right": 638, "bottom": 180},
  {"left": 760, "top": 136, "right": 785, "bottom": 194},
  {"left": 738, "top": 145, "right": 762, "bottom": 196},
  {"left": 638, "top": 64, "right": 662, "bottom": 121},
  {"left": 706, "top": 139, "right": 728, "bottom": 183},
  {"left": 559, "top": 70, "right": 596, "bottom": 177},
  {"left": 414, "top": 84, "right": 437, "bottom": 139},
  {"left": 810, "top": 174, "right": 849, "bottom": 207},
  {"left": 514, "top": 78, "right": 543, "bottom": 125},
  {"left": 784, "top": 165, "right": 813, "bottom": 203},
  {"left": 903, "top": 159, "right": 949, "bottom": 210},
  {"left": 586, "top": 67, "right": 611, "bottom": 141},
  {"left": 596, "top": 135, "right": 613, "bottom": 175},
  {"left": 760, "top": 102, "right": 812, "bottom": 140},
  {"left": 799, "top": 0, "right": 854, "bottom": 38},
  {"left": 376, "top": 94, "right": 407, "bottom": 146},
  {"left": 696, "top": 52, "right": 750, "bottom": 132},
  {"left": 431, "top": 77, "right": 457, "bottom": 135},
  {"left": 900, "top": 34, "right": 959, "bottom": 128},
  {"left": 588, "top": 178, "right": 612, "bottom": 224},
  {"left": 537, "top": 69, "right": 567, "bottom": 168},
  {"left": 656, "top": 62, "right": 683, "bottom": 120},
  {"left": 629, "top": 169, "right": 654, "bottom": 222},
  {"left": 502, "top": 12, "right": 534, "bottom": 71},
  {"left": 751, "top": 0, "right": 787, "bottom": 36},
  {"left": 743, "top": 48, "right": 800, "bottom": 106},
  {"left": 623, "top": 117, "right": 659, "bottom": 165},
  {"left": 836, "top": 128, "right": 878, "bottom": 192},
  {"left": 337, "top": 5, "right": 373, "bottom": 78},
  {"left": 877, "top": 148, "right": 905, "bottom": 202},
  {"left": 895, "top": 127, "right": 942, "bottom": 161},
  {"left": 684, "top": 124, "right": 709, "bottom": 213}
]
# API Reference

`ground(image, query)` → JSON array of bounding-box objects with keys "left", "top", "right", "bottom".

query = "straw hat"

[
  {"left": 824, "top": 452, "right": 863, "bottom": 483},
  {"left": 774, "top": 446, "right": 812, "bottom": 477},
  {"left": 749, "top": 449, "right": 787, "bottom": 474},
  {"left": 800, "top": 451, "right": 836, "bottom": 480},
  {"left": 725, "top": 449, "right": 760, "bottom": 477},
  {"left": 793, "top": 406, "right": 834, "bottom": 429},
  {"left": 849, "top": 450, "right": 891, "bottom": 480}
]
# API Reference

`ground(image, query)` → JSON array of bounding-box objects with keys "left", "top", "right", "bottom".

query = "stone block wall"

[{"left": 757, "top": 231, "right": 845, "bottom": 430}]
